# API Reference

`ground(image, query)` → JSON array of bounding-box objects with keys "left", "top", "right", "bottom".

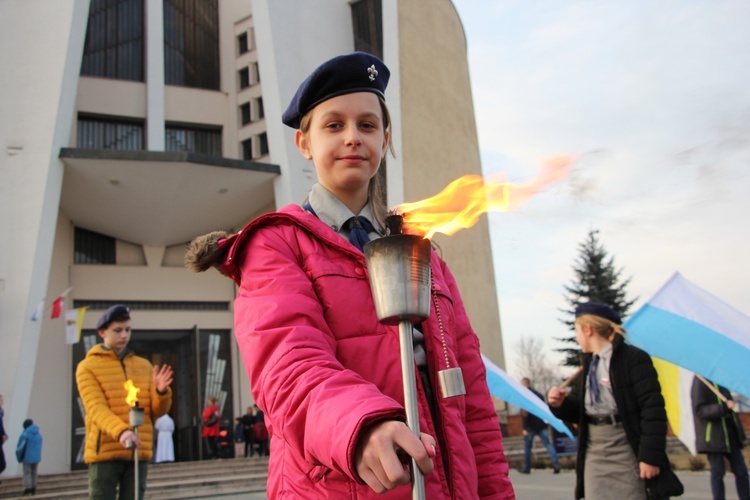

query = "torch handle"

[
  {"left": 398, "top": 321, "right": 425, "bottom": 500},
  {"left": 133, "top": 427, "right": 139, "bottom": 496}
]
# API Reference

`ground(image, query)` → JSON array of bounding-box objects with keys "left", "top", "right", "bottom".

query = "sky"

[{"left": 450, "top": 0, "right": 750, "bottom": 376}]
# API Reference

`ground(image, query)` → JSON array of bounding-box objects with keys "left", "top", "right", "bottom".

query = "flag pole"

[
  {"left": 559, "top": 366, "right": 583, "bottom": 389},
  {"left": 696, "top": 374, "right": 738, "bottom": 413}
]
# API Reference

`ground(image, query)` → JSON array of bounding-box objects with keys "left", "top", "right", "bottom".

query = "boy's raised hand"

[{"left": 153, "top": 364, "right": 174, "bottom": 393}]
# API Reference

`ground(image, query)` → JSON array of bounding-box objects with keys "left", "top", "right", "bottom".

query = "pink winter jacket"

[{"left": 221, "top": 205, "right": 514, "bottom": 499}]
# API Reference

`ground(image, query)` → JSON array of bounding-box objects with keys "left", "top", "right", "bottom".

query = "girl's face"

[
  {"left": 295, "top": 92, "right": 389, "bottom": 205},
  {"left": 575, "top": 322, "right": 591, "bottom": 353}
]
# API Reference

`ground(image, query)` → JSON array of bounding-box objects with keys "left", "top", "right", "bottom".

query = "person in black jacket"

[
  {"left": 0, "top": 394, "right": 7, "bottom": 481},
  {"left": 547, "top": 302, "right": 681, "bottom": 500},
  {"left": 691, "top": 376, "right": 749, "bottom": 500},
  {"left": 518, "top": 377, "right": 561, "bottom": 474}
]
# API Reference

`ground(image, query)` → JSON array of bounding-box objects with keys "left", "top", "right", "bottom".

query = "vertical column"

[{"left": 146, "top": 0, "right": 165, "bottom": 150}]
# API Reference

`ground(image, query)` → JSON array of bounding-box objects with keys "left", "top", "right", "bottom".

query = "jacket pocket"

[
  {"left": 307, "top": 258, "right": 380, "bottom": 340},
  {"left": 96, "top": 430, "right": 102, "bottom": 454}
]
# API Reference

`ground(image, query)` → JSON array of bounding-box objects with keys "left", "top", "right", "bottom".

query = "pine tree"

[{"left": 557, "top": 229, "right": 637, "bottom": 366}]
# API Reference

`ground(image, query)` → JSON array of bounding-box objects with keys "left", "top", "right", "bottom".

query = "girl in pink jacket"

[{"left": 187, "top": 52, "right": 513, "bottom": 499}]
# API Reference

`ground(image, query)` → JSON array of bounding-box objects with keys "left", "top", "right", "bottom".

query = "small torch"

[
  {"left": 124, "top": 380, "right": 143, "bottom": 494},
  {"left": 364, "top": 214, "right": 430, "bottom": 500}
]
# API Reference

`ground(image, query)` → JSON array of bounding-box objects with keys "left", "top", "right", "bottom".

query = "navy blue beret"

[
  {"left": 282, "top": 52, "right": 390, "bottom": 129},
  {"left": 575, "top": 301, "right": 621, "bottom": 325},
  {"left": 96, "top": 304, "right": 131, "bottom": 330}
]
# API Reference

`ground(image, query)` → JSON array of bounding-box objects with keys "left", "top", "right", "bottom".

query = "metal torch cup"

[
  {"left": 129, "top": 406, "right": 145, "bottom": 496},
  {"left": 364, "top": 234, "right": 431, "bottom": 500}
]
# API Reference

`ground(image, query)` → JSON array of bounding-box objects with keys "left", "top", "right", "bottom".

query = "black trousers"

[{"left": 203, "top": 436, "right": 219, "bottom": 459}]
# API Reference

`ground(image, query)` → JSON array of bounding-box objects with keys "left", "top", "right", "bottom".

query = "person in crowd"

[
  {"left": 547, "top": 302, "right": 682, "bottom": 500},
  {"left": 185, "top": 51, "right": 513, "bottom": 498},
  {"left": 202, "top": 396, "right": 220, "bottom": 459},
  {"left": 692, "top": 376, "right": 749, "bottom": 500},
  {"left": 233, "top": 417, "right": 245, "bottom": 458},
  {"left": 0, "top": 394, "right": 7, "bottom": 482},
  {"left": 76, "top": 305, "right": 173, "bottom": 499},
  {"left": 15, "top": 418, "right": 43, "bottom": 496},
  {"left": 517, "top": 377, "right": 560, "bottom": 474},
  {"left": 252, "top": 405, "right": 269, "bottom": 457},
  {"left": 153, "top": 413, "right": 175, "bottom": 464},
  {"left": 240, "top": 406, "right": 256, "bottom": 457}
]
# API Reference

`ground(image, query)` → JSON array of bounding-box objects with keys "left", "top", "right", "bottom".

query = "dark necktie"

[
  {"left": 346, "top": 216, "right": 375, "bottom": 252},
  {"left": 588, "top": 355, "right": 600, "bottom": 404}
]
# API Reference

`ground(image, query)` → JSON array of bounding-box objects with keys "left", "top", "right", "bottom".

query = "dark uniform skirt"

[{"left": 584, "top": 423, "right": 646, "bottom": 500}]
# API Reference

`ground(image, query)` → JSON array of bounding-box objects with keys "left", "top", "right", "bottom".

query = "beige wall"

[
  {"left": 29, "top": 213, "right": 76, "bottom": 473},
  {"left": 398, "top": 1, "right": 506, "bottom": 369}
]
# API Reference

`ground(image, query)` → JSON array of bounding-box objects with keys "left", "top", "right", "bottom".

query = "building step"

[{"left": 0, "top": 457, "right": 269, "bottom": 499}]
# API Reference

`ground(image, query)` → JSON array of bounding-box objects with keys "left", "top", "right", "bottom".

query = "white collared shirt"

[
  {"left": 584, "top": 342, "right": 618, "bottom": 416},
  {"left": 306, "top": 183, "right": 382, "bottom": 243}
]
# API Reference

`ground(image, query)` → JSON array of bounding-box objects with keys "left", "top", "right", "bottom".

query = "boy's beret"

[
  {"left": 282, "top": 52, "right": 390, "bottom": 129},
  {"left": 96, "top": 304, "right": 131, "bottom": 330}
]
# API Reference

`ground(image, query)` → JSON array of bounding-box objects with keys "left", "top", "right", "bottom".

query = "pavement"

[
  {"left": 210, "top": 468, "right": 744, "bottom": 499},
  {"left": 508, "top": 468, "right": 744, "bottom": 499}
]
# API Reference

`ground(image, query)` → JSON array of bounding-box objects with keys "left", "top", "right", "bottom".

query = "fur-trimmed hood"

[
  {"left": 184, "top": 205, "right": 351, "bottom": 283},
  {"left": 184, "top": 230, "right": 234, "bottom": 277}
]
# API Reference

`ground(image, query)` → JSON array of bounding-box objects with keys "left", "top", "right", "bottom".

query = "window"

[
  {"left": 238, "top": 32, "right": 249, "bottom": 55},
  {"left": 81, "top": 0, "right": 144, "bottom": 81},
  {"left": 259, "top": 133, "right": 269, "bottom": 156},
  {"left": 255, "top": 97, "right": 264, "bottom": 120},
  {"left": 241, "top": 138, "right": 252, "bottom": 160},
  {"left": 240, "top": 103, "right": 251, "bottom": 126},
  {"left": 351, "top": 0, "right": 383, "bottom": 58},
  {"left": 239, "top": 68, "right": 250, "bottom": 89},
  {"left": 250, "top": 62, "right": 260, "bottom": 84},
  {"left": 165, "top": 125, "right": 222, "bottom": 155},
  {"left": 164, "top": 0, "right": 219, "bottom": 89},
  {"left": 75, "top": 227, "right": 116, "bottom": 264},
  {"left": 77, "top": 116, "right": 144, "bottom": 150}
]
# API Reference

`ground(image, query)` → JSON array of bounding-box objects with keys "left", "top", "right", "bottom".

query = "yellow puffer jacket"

[{"left": 76, "top": 344, "right": 172, "bottom": 464}]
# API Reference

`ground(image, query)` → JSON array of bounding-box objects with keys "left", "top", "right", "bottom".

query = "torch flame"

[
  {"left": 395, "top": 154, "right": 573, "bottom": 239},
  {"left": 124, "top": 379, "right": 140, "bottom": 407}
]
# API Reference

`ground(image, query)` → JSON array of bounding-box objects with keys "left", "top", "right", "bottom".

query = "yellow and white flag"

[
  {"left": 652, "top": 356, "right": 696, "bottom": 455},
  {"left": 65, "top": 307, "right": 88, "bottom": 344}
]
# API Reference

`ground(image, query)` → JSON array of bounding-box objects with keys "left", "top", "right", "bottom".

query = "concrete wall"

[
  {"left": 397, "top": 0, "right": 506, "bottom": 371},
  {"left": 0, "top": 0, "right": 90, "bottom": 477}
]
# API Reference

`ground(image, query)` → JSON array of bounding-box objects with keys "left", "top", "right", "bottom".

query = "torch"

[
  {"left": 124, "top": 380, "right": 144, "bottom": 495},
  {"left": 364, "top": 214, "right": 430, "bottom": 500}
]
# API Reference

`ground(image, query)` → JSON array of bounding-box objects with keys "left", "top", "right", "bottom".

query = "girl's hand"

[
  {"left": 355, "top": 420, "right": 435, "bottom": 493},
  {"left": 547, "top": 387, "right": 565, "bottom": 408},
  {"left": 639, "top": 462, "right": 660, "bottom": 479}
]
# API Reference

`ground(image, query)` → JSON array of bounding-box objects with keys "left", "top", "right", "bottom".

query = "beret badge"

[{"left": 367, "top": 64, "right": 378, "bottom": 81}]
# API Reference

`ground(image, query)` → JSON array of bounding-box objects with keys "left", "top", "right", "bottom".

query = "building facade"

[{"left": 0, "top": 0, "right": 506, "bottom": 474}]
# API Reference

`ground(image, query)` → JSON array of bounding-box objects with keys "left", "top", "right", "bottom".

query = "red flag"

[{"left": 51, "top": 296, "right": 64, "bottom": 319}]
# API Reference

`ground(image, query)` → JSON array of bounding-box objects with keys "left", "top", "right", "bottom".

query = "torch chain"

[{"left": 431, "top": 277, "right": 451, "bottom": 369}]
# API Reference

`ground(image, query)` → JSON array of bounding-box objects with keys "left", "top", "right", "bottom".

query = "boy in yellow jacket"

[{"left": 76, "top": 305, "right": 173, "bottom": 499}]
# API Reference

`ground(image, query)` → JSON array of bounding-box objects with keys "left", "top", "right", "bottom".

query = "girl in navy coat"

[{"left": 547, "top": 302, "right": 680, "bottom": 500}]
